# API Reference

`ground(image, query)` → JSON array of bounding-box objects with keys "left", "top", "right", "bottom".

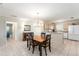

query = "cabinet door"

[{"left": 64, "top": 33, "right": 68, "bottom": 38}]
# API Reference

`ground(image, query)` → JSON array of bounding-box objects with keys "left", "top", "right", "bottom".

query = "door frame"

[{"left": 6, "top": 21, "right": 17, "bottom": 40}]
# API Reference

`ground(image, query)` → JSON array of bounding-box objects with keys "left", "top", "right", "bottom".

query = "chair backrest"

[
  {"left": 41, "top": 32, "right": 46, "bottom": 39},
  {"left": 26, "top": 33, "right": 29, "bottom": 39},
  {"left": 28, "top": 32, "right": 34, "bottom": 40},
  {"left": 30, "top": 32, "right": 34, "bottom": 37},
  {"left": 46, "top": 35, "right": 51, "bottom": 39},
  {"left": 45, "top": 34, "right": 51, "bottom": 43},
  {"left": 23, "top": 33, "right": 27, "bottom": 41},
  {"left": 42, "top": 34, "right": 51, "bottom": 47}
]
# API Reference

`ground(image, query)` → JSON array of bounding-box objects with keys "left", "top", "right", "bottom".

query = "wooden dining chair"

[
  {"left": 32, "top": 40, "right": 40, "bottom": 54},
  {"left": 31, "top": 36, "right": 41, "bottom": 54},
  {"left": 28, "top": 32, "right": 34, "bottom": 50},
  {"left": 41, "top": 32, "right": 46, "bottom": 39},
  {"left": 40, "top": 34, "right": 51, "bottom": 56},
  {"left": 26, "top": 33, "right": 30, "bottom": 48},
  {"left": 23, "top": 33, "right": 27, "bottom": 41},
  {"left": 24, "top": 32, "right": 34, "bottom": 48}
]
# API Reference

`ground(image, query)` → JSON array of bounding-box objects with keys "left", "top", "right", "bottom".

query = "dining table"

[{"left": 33, "top": 35, "right": 45, "bottom": 56}]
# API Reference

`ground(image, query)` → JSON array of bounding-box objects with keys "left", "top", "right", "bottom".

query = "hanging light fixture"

[
  {"left": 36, "top": 12, "right": 40, "bottom": 26},
  {"left": 33, "top": 10, "right": 43, "bottom": 27},
  {"left": 36, "top": 11, "right": 43, "bottom": 26},
  {"left": 33, "top": 11, "right": 40, "bottom": 26}
]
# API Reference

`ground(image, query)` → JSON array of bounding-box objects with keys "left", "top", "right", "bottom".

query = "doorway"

[
  {"left": 6, "top": 21, "right": 17, "bottom": 40},
  {"left": 6, "top": 23, "right": 13, "bottom": 40}
]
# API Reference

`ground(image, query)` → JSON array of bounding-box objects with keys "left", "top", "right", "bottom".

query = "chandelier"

[{"left": 33, "top": 12, "right": 43, "bottom": 26}]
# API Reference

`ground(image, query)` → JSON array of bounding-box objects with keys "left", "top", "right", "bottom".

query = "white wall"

[
  {"left": 6, "top": 21, "right": 18, "bottom": 40},
  {"left": 31, "top": 20, "right": 44, "bottom": 35},
  {"left": 6, "top": 17, "right": 44, "bottom": 40},
  {"left": 56, "top": 22, "right": 64, "bottom": 32},
  {"left": 0, "top": 17, "right": 6, "bottom": 46},
  {"left": 17, "top": 19, "right": 44, "bottom": 40}
]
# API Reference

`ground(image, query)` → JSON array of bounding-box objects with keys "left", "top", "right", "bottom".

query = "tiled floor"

[
  {"left": 0, "top": 39, "right": 79, "bottom": 56},
  {"left": 63, "top": 39, "right": 79, "bottom": 56}
]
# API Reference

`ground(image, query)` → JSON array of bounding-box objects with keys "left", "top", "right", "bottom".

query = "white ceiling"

[{"left": 0, "top": 3, "right": 79, "bottom": 21}]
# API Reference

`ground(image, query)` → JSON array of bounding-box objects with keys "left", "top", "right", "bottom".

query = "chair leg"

[
  {"left": 32, "top": 46, "right": 35, "bottom": 54},
  {"left": 44, "top": 47, "right": 47, "bottom": 56},
  {"left": 49, "top": 45, "right": 51, "bottom": 52},
  {"left": 49, "top": 41, "right": 51, "bottom": 52},
  {"left": 27, "top": 40, "right": 28, "bottom": 48},
  {"left": 29, "top": 46, "right": 30, "bottom": 50},
  {"left": 29, "top": 41, "right": 31, "bottom": 50}
]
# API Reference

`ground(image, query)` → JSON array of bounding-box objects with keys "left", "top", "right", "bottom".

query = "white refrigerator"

[{"left": 68, "top": 25, "right": 79, "bottom": 40}]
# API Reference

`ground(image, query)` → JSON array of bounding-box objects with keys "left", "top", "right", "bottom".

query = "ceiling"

[{"left": 0, "top": 3, "right": 79, "bottom": 21}]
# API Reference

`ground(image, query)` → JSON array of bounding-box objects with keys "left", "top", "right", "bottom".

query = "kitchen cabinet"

[
  {"left": 68, "top": 25, "right": 79, "bottom": 40},
  {"left": 64, "top": 32, "right": 68, "bottom": 39}
]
